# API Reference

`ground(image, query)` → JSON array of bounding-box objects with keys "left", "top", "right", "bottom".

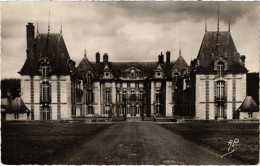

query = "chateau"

[{"left": 17, "top": 22, "right": 258, "bottom": 120}]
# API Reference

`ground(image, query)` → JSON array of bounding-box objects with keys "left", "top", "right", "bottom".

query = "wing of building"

[
  {"left": 19, "top": 23, "right": 83, "bottom": 120},
  {"left": 176, "top": 29, "right": 250, "bottom": 120}
]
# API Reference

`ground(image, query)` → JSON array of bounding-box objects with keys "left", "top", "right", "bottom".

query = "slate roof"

[
  {"left": 77, "top": 58, "right": 179, "bottom": 79},
  {"left": 6, "top": 97, "right": 30, "bottom": 113},
  {"left": 237, "top": 96, "right": 259, "bottom": 112},
  {"left": 196, "top": 31, "right": 247, "bottom": 73},
  {"left": 19, "top": 33, "right": 80, "bottom": 76},
  {"left": 172, "top": 55, "right": 189, "bottom": 72}
]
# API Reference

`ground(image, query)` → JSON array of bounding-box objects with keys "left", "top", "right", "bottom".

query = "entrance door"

[
  {"left": 130, "top": 106, "right": 136, "bottom": 116},
  {"left": 218, "top": 105, "right": 224, "bottom": 119}
]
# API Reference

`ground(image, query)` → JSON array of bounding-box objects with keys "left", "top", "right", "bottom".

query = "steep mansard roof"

[
  {"left": 77, "top": 59, "right": 180, "bottom": 80},
  {"left": 196, "top": 31, "right": 247, "bottom": 73},
  {"left": 237, "top": 96, "right": 259, "bottom": 112},
  {"left": 19, "top": 33, "right": 80, "bottom": 76},
  {"left": 172, "top": 55, "right": 189, "bottom": 72}
]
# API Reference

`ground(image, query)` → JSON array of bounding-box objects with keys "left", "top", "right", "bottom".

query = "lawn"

[
  {"left": 1, "top": 121, "right": 112, "bottom": 164},
  {"left": 159, "top": 122, "right": 259, "bottom": 165}
]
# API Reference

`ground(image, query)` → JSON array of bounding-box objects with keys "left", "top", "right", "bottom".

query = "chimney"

[
  {"left": 158, "top": 52, "right": 164, "bottom": 64},
  {"left": 103, "top": 53, "right": 108, "bottom": 64},
  {"left": 161, "top": 54, "right": 164, "bottom": 64},
  {"left": 96, "top": 52, "right": 100, "bottom": 63},
  {"left": 166, "top": 51, "right": 170, "bottom": 67},
  {"left": 240, "top": 55, "right": 246, "bottom": 66},
  {"left": 26, "top": 23, "right": 35, "bottom": 55}
]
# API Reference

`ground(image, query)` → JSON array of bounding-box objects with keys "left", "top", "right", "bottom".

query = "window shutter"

[
  {"left": 49, "top": 83, "right": 52, "bottom": 103},
  {"left": 40, "top": 83, "right": 43, "bottom": 103},
  {"left": 40, "top": 106, "right": 43, "bottom": 120},
  {"left": 50, "top": 106, "right": 52, "bottom": 120}
]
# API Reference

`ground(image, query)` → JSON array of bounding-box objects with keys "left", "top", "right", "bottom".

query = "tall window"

[
  {"left": 116, "top": 91, "right": 120, "bottom": 102},
  {"left": 248, "top": 112, "right": 253, "bottom": 118},
  {"left": 86, "top": 90, "right": 94, "bottom": 102},
  {"left": 139, "top": 91, "right": 144, "bottom": 101},
  {"left": 42, "top": 106, "right": 50, "bottom": 120},
  {"left": 105, "top": 90, "right": 110, "bottom": 102},
  {"left": 216, "top": 81, "right": 225, "bottom": 100},
  {"left": 104, "top": 106, "right": 110, "bottom": 114},
  {"left": 42, "top": 82, "right": 50, "bottom": 102},
  {"left": 173, "top": 73, "right": 179, "bottom": 83},
  {"left": 122, "top": 91, "right": 127, "bottom": 101},
  {"left": 218, "top": 105, "right": 224, "bottom": 119},
  {"left": 42, "top": 66, "right": 49, "bottom": 78},
  {"left": 88, "top": 106, "right": 94, "bottom": 114},
  {"left": 131, "top": 91, "right": 136, "bottom": 101},
  {"left": 155, "top": 90, "right": 161, "bottom": 102},
  {"left": 217, "top": 62, "right": 224, "bottom": 77},
  {"left": 86, "top": 74, "right": 92, "bottom": 85},
  {"left": 155, "top": 105, "right": 160, "bottom": 115}
]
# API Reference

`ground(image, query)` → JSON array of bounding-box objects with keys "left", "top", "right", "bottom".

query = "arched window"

[
  {"left": 173, "top": 73, "right": 179, "bottom": 83},
  {"left": 217, "top": 62, "right": 224, "bottom": 77},
  {"left": 155, "top": 90, "right": 161, "bottom": 102},
  {"left": 105, "top": 90, "right": 110, "bottom": 102},
  {"left": 131, "top": 91, "right": 136, "bottom": 101},
  {"left": 86, "top": 74, "right": 92, "bottom": 85},
  {"left": 86, "top": 90, "right": 94, "bottom": 103}
]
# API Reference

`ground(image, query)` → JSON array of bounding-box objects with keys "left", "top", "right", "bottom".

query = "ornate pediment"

[
  {"left": 120, "top": 66, "right": 144, "bottom": 79},
  {"left": 154, "top": 64, "right": 164, "bottom": 79},
  {"left": 102, "top": 64, "right": 114, "bottom": 79}
]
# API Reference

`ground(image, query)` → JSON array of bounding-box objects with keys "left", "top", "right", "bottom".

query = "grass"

[
  {"left": 159, "top": 122, "right": 259, "bottom": 165},
  {"left": 1, "top": 122, "right": 112, "bottom": 164}
]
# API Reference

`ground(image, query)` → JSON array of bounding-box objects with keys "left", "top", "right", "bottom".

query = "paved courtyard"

[{"left": 54, "top": 121, "right": 242, "bottom": 165}]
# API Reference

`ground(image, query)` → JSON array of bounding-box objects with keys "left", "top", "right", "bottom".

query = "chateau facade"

[{"left": 18, "top": 22, "right": 258, "bottom": 120}]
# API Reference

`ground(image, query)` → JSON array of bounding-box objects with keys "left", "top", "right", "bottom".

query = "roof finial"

[
  {"left": 60, "top": 21, "right": 62, "bottom": 35},
  {"left": 205, "top": 19, "right": 207, "bottom": 32},
  {"left": 84, "top": 48, "right": 87, "bottom": 58},
  {"left": 48, "top": 1, "right": 50, "bottom": 34},
  {"left": 217, "top": 2, "right": 219, "bottom": 33},
  {"left": 179, "top": 46, "right": 181, "bottom": 57},
  {"left": 37, "top": 21, "right": 39, "bottom": 34},
  {"left": 228, "top": 19, "right": 230, "bottom": 32}
]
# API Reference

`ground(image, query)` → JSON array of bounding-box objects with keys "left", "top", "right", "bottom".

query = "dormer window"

[
  {"left": 86, "top": 74, "right": 92, "bottom": 85},
  {"left": 39, "top": 57, "right": 51, "bottom": 79},
  {"left": 217, "top": 62, "right": 224, "bottom": 77},
  {"left": 42, "top": 66, "right": 49, "bottom": 78},
  {"left": 157, "top": 72, "right": 161, "bottom": 76},
  {"left": 105, "top": 72, "right": 110, "bottom": 77},
  {"left": 173, "top": 73, "right": 179, "bottom": 83}
]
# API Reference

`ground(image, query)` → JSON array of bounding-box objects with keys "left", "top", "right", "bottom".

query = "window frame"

[{"left": 217, "top": 62, "right": 224, "bottom": 77}]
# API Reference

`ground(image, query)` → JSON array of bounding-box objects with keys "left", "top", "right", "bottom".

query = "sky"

[{"left": 1, "top": 1, "right": 259, "bottom": 79}]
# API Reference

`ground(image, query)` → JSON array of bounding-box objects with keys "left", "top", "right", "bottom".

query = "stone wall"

[
  {"left": 195, "top": 73, "right": 247, "bottom": 120},
  {"left": 165, "top": 81, "right": 173, "bottom": 116},
  {"left": 20, "top": 75, "right": 72, "bottom": 120}
]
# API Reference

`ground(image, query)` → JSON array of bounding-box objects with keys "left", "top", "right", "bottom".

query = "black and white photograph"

[{"left": 1, "top": 1, "right": 259, "bottom": 165}]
